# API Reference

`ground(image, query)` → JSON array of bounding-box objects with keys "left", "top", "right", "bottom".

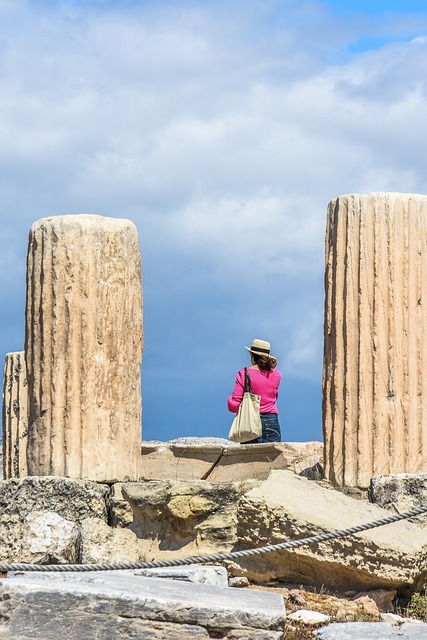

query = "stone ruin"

[
  {"left": 3, "top": 202, "right": 427, "bottom": 638},
  {"left": 3, "top": 214, "right": 143, "bottom": 483},
  {"left": 2, "top": 351, "right": 27, "bottom": 478},
  {"left": 2, "top": 212, "right": 323, "bottom": 484},
  {"left": 323, "top": 193, "right": 427, "bottom": 489},
  {"left": 3, "top": 194, "right": 427, "bottom": 489}
]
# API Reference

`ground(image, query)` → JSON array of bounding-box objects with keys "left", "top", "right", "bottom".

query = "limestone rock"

[
  {"left": 110, "top": 471, "right": 427, "bottom": 592},
  {"left": 380, "top": 613, "right": 406, "bottom": 625},
  {"left": 350, "top": 595, "right": 380, "bottom": 617},
  {"left": 9, "top": 566, "right": 229, "bottom": 588},
  {"left": 168, "top": 437, "right": 238, "bottom": 446},
  {"left": 0, "top": 573, "right": 286, "bottom": 639},
  {"left": 21, "top": 511, "right": 79, "bottom": 564},
  {"left": 110, "top": 479, "right": 259, "bottom": 560},
  {"left": 352, "top": 589, "right": 396, "bottom": 614},
  {"left": 205, "top": 441, "right": 323, "bottom": 483},
  {"left": 2, "top": 352, "right": 28, "bottom": 479},
  {"left": 79, "top": 517, "right": 141, "bottom": 564},
  {"left": 109, "top": 482, "right": 134, "bottom": 528},
  {"left": 323, "top": 193, "right": 427, "bottom": 488},
  {"left": 229, "top": 576, "right": 250, "bottom": 588},
  {"left": 287, "top": 609, "right": 330, "bottom": 625},
  {"left": 369, "top": 474, "right": 427, "bottom": 523},
  {"left": 25, "top": 214, "right": 143, "bottom": 482},
  {"left": 0, "top": 476, "right": 109, "bottom": 562},
  {"left": 234, "top": 470, "right": 427, "bottom": 590},
  {"left": 134, "top": 565, "right": 229, "bottom": 587},
  {"left": 139, "top": 440, "right": 323, "bottom": 482},
  {"left": 140, "top": 442, "right": 223, "bottom": 481}
]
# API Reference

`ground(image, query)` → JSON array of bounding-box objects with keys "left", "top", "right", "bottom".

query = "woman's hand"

[{"left": 270, "top": 356, "right": 277, "bottom": 369}]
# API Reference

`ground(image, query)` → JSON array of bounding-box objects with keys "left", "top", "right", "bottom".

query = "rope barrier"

[{"left": 1, "top": 503, "right": 426, "bottom": 573}]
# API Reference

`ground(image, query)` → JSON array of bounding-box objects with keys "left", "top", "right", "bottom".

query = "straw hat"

[{"left": 244, "top": 339, "right": 273, "bottom": 357}]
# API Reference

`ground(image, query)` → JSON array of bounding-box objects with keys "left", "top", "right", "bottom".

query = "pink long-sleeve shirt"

[{"left": 228, "top": 367, "right": 281, "bottom": 414}]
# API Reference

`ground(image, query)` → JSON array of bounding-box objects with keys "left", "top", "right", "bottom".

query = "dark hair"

[{"left": 251, "top": 353, "right": 275, "bottom": 371}]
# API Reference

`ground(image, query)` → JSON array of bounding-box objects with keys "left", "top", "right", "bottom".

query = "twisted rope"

[{"left": 1, "top": 504, "right": 426, "bottom": 573}]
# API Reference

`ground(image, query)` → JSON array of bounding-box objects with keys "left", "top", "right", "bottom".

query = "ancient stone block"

[
  {"left": 369, "top": 473, "right": 427, "bottom": 522},
  {"left": 8, "top": 566, "right": 230, "bottom": 588},
  {"left": 139, "top": 440, "right": 323, "bottom": 483},
  {"left": 109, "top": 471, "right": 427, "bottom": 592},
  {"left": 0, "top": 476, "right": 109, "bottom": 562},
  {"left": 2, "top": 352, "right": 28, "bottom": 479},
  {"left": 0, "top": 573, "right": 286, "bottom": 639},
  {"left": 235, "top": 470, "right": 427, "bottom": 590},
  {"left": 323, "top": 193, "right": 427, "bottom": 488},
  {"left": 140, "top": 442, "right": 224, "bottom": 481},
  {"left": 134, "top": 565, "right": 229, "bottom": 587},
  {"left": 110, "top": 479, "right": 259, "bottom": 561},
  {"left": 21, "top": 511, "right": 79, "bottom": 564},
  {"left": 205, "top": 441, "right": 323, "bottom": 483},
  {"left": 79, "top": 517, "right": 141, "bottom": 564},
  {"left": 25, "top": 215, "right": 143, "bottom": 482}
]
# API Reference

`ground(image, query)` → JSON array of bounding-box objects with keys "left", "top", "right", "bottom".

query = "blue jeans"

[{"left": 245, "top": 413, "right": 281, "bottom": 444}]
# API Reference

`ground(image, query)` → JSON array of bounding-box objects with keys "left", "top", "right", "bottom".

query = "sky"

[{"left": 1, "top": 0, "right": 427, "bottom": 444}]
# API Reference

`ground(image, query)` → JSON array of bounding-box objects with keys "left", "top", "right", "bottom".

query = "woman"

[{"left": 228, "top": 338, "right": 281, "bottom": 443}]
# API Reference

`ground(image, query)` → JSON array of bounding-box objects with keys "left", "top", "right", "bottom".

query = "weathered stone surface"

[
  {"left": 323, "top": 193, "right": 427, "bottom": 488},
  {"left": 139, "top": 440, "right": 323, "bottom": 482},
  {"left": 110, "top": 471, "right": 427, "bottom": 591},
  {"left": 206, "top": 441, "right": 323, "bottom": 483},
  {"left": 229, "top": 576, "right": 250, "bottom": 588},
  {"left": 10, "top": 566, "right": 229, "bottom": 588},
  {"left": 0, "top": 476, "right": 109, "bottom": 562},
  {"left": 79, "top": 517, "right": 141, "bottom": 564},
  {"left": 110, "top": 479, "right": 259, "bottom": 560},
  {"left": 168, "top": 437, "right": 238, "bottom": 446},
  {"left": 25, "top": 214, "right": 143, "bottom": 482},
  {"left": 352, "top": 589, "right": 396, "bottom": 614},
  {"left": 234, "top": 471, "right": 427, "bottom": 590},
  {"left": 140, "top": 443, "right": 223, "bottom": 481},
  {"left": 20, "top": 511, "right": 79, "bottom": 564},
  {"left": 2, "top": 352, "right": 28, "bottom": 479},
  {"left": 109, "top": 482, "right": 134, "bottom": 528},
  {"left": 0, "top": 573, "right": 286, "bottom": 639},
  {"left": 133, "top": 565, "right": 229, "bottom": 587},
  {"left": 369, "top": 474, "right": 427, "bottom": 524},
  {"left": 317, "top": 621, "right": 427, "bottom": 639}
]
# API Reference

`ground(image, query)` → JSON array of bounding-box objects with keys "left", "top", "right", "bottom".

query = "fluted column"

[
  {"left": 2, "top": 352, "right": 28, "bottom": 479},
  {"left": 323, "top": 193, "right": 427, "bottom": 488},
  {"left": 25, "top": 215, "right": 143, "bottom": 482}
]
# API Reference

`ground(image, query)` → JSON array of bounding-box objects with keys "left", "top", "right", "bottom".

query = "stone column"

[
  {"left": 2, "top": 352, "right": 28, "bottom": 479},
  {"left": 323, "top": 193, "right": 427, "bottom": 488},
  {"left": 25, "top": 215, "right": 143, "bottom": 482}
]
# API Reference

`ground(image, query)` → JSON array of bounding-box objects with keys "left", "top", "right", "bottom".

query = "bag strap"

[{"left": 244, "top": 367, "right": 253, "bottom": 393}]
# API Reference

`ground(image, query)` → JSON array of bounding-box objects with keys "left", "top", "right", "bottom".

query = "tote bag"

[{"left": 228, "top": 368, "right": 262, "bottom": 443}]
